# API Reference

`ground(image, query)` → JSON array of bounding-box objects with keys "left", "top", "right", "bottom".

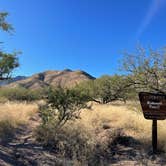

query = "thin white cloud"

[{"left": 136, "top": 0, "right": 166, "bottom": 39}]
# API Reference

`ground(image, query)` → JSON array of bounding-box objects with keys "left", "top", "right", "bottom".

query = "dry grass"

[
  {"left": 0, "top": 102, "right": 38, "bottom": 124},
  {"left": 1, "top": 100, "right": 165, "bottom": 165},
  {"left": 76, "top": 101, "right": 166, "bottom": 152},
  {"left": 0, "top": 102, "right": 38, "bottom": 141},
  {"left": 35, "top": 101, "right": 166, "bottom": 165}
]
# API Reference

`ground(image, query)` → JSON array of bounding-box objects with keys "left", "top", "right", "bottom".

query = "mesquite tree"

[
  {"left": 40, "top": 87, "right": 90, "bottom": 129},
  {"left": 0, "top": 12, "right": 19, "bottom": 80},
  {"left": 122, "top": 46, "right": 166, "bottom": 94}
]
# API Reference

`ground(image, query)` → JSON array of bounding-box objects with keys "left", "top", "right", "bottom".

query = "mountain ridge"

[
  {"left": 0, "top": 76, "right": 27, "bottom": 86},
  {"left": 4, "top": 69, "right": 95, "bottom": 89}
]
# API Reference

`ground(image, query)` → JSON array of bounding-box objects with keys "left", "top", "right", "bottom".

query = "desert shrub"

[
  {"left": 76, "top": 75, "right": 135, "bottom": 104},
  {"left": 35, "top": 100, "right": 166, "bottom": 165},
  {"left": 0, "top": 87, "right": 42, "bottom": 101},
  {"left": 39, "top": 87, "right": 90, "bottom": 129},
  {"left": 36, "top": 94, "right": 129, "bottom": 165},
  {"left": 36, "top": 124, "right": 94, "bottom": 161},
  {"left": 36, "top": 117, "right": 124, "bottom": 165}
]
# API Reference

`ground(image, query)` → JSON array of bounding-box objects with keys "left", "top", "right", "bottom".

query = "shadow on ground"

[{"left": 0, "top": 120, "right": 166, "bottom": 166}]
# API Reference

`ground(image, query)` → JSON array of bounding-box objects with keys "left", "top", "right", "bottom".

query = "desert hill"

[
  {"left": 6, "top": 69, "right": 95, "bottom": 89},
  {"left": 0, "top": 76, "right": 27, "bottom": 86}
]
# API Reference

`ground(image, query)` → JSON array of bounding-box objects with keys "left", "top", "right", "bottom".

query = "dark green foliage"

[
  {"left": 76, "top": 75, "right": 132, "bottom": 104},
  {"left": 0, "top": 52, "right": 19, "bottom": 80},
  {"left": 74, "top": 80, "right": 97, "bottom": 103},
  {"left": 40, "top": 87, "right": 90, "bottom": 129},
  {"left": 95, "top": 75, "right": 129, "bottom": 103},
  {"left": 0, "top": 12, "right": 13, "bottom": 32},
  {"left": 0, "top": 12, "right": 19, "bottom": 80}
]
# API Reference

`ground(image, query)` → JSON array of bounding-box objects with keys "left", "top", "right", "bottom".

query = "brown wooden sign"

[{"left": 139, "top": 92, "right": 166, "bottom": 120}]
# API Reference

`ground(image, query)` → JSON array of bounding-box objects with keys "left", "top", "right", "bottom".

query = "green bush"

[
  {"left": 36, "top": 86, "right": 93, "bottom": 164},
  {"left": 75, "top": 75, "right": 135, "bottom": 104},
  {"left": 39, "top": 87, "right": 90, "bottom": 129},
  {"left": 0, "top": 87, "right": 43, "bottom": 102}
]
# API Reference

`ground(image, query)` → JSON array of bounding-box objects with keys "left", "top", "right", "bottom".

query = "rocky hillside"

[
  {"left": 0, "top": 76, "right": 27, "bottom": 86},
  {"left": 6, "top": 69, "right": 95, "bottom": 89}
]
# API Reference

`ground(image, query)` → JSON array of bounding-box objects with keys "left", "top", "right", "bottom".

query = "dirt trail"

[
  {"left": 0, "top": 114, "right": 166, "bottom": 166},
  {"left": 0, "top": 114, "right": 59, "bottom": 166},
  {"left": 110, "top": 139, "right": 166, "bottom": 166}
]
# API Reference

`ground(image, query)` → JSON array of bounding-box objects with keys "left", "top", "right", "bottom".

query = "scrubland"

[
  {"left": 36, "top": 101, "right": 166, "bottom": 165},
  {"left": 79, "top": 102, "right": 166, "bottom": 151},
  {"left": 0, "top": 101, "right": 165, "bottom": 165}
]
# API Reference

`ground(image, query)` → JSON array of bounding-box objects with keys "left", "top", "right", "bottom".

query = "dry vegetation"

[
  {"left": 36, "top": 101, "right": 166, "bottom": 165},
  {"left": 78, "top": 102, "right": 166, "bottom": 152},
  {"left": 0, "top": 101, "right": 165, "bottom": 165},
  {"left": 0, "top": 102, "right": 38, "bottom": 142}
]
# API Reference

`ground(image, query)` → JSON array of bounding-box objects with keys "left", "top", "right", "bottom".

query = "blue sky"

[{"left": 0, "top": 0, "right": 166, "bottom": 77}]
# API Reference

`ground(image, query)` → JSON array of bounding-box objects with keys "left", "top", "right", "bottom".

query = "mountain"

[
  {"left": 6, "top": 69, "right": 95, "bottom": 89},
  {"left": 0, "top": 76, "right": 27, "bottom": 86}
]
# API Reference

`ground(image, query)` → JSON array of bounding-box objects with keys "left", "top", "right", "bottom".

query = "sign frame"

[
  {"left": 139, "top": 92, "right": 166, "bottom": 154},
  {"left": 139, "top": 92, "right": 166, "bottom": 120}
]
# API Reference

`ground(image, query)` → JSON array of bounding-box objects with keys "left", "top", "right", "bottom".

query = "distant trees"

[
  {"left": 0, "top": 12, "right": 19, "bottom": 80},
  {"left": 75, "top": 75, "right": 132, "bottom": 104},
  {"left": 122, "top": 46, "right": 166, "bottom": 94},
  {"left": 95, "top": 75, "right": 131, "bottom": 103},
  {"left": 74, "top": 45, "right": 166, "bottom": 104},
  {"left": 0, "top": 87, "right": 43, "bottom": 102}
]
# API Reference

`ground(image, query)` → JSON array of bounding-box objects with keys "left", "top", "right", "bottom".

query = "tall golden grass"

[
  {"left": 76, "top": 101, "right": 166, "bottom": 152},
  {"left": 0, "top": 102, "right": 38, "bottom": 124},
  {"left": 0, "top": 102, "right": 38, "bottom": 141}
]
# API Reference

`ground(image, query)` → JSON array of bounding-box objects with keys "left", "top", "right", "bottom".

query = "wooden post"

[{"left": 152, "top": 119, "right": 157, "bottom": 154}]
